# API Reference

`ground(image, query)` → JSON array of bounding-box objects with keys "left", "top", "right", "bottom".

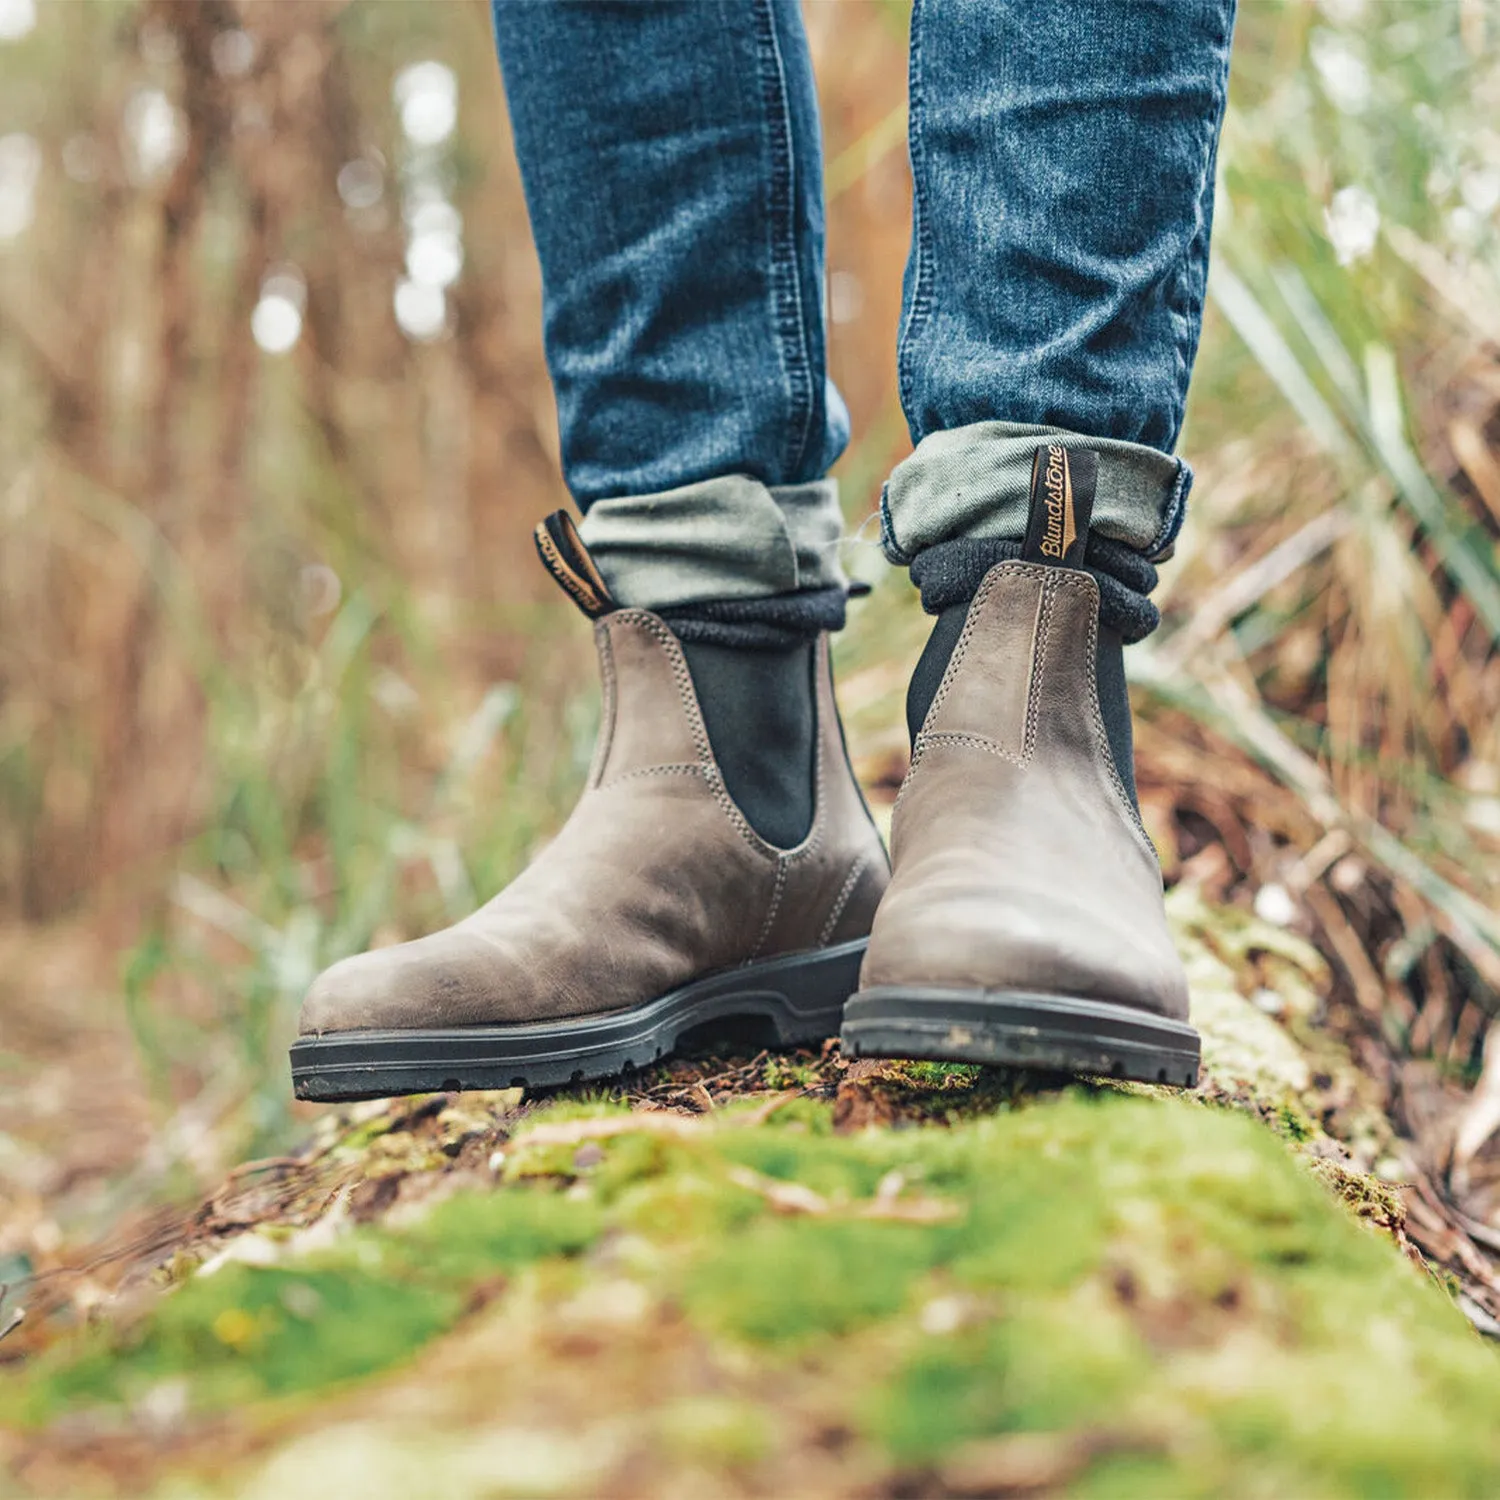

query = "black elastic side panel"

[
  {"left": 905, "top": 603, "right": 969, "bottom": 747},
  {"left": 680, "top": 639, "right": 816, "bottom": 849},
  {"left": 1095, "top": 624, "right": 1137, "bottom": 811}
]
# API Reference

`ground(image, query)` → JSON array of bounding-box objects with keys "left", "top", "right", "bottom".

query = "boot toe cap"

[
  {"left": 299, "top": 950, "right": 410, "bottom": 1035},
  {"left": 298, "top": 935, "right": 525, "bottom": 1035},
  {"left": 863, "top": 875, "right": 1188, "bottom": 1022}
]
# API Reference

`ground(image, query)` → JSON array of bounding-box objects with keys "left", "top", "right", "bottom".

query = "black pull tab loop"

[{"left": 533, "top": 510, "right": 618, "bottom": 618}]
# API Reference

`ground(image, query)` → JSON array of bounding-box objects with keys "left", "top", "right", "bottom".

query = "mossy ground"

[
  {"left": 6, "top": 1090, "right": 1500, "bottom": 1498},
  {"left": 4, "top": 906, "right": 1497, "bottom": 1498}
]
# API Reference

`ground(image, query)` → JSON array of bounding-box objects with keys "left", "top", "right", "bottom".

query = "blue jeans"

[{"left": 493, "top": 0, "right": 1236, "bottom": 633}]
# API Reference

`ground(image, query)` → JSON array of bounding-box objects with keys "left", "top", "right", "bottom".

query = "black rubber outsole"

[
  {"left": 289, "top": 938, "right": 868, "bottom": 1103},
  {"left": 840, "top": 986, "right": 1200, "bottom": 1089}
]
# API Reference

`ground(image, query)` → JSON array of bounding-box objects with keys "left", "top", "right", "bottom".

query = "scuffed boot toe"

[{"left": 299, "top": 922, "right": 550, "bottom": 1036}]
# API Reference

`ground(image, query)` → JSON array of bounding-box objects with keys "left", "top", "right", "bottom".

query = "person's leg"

[
  {"left": 845, "top": 0, "right": 1236, "bottom": 1086},
  {"left": 293, "top": 1, "right": 888, "bottom": 1102},
  {"left": 493, "top": 0, "right": 849, "bottom": 850},
  {"left": 886, "top": 0, "right": 1233, "bottom": 596},
  {"left": 493, "top": 0, "right": 847, "bottom": 606}
]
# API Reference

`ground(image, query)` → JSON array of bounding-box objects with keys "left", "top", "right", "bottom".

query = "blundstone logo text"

[{"left": 1040, "top": 443, "right": 1076, "bottom": 560}]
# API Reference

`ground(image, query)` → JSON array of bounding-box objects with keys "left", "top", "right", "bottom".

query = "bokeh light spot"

[
  {"left": 124, "top": 88, "right": 186, "bottom": 182},
  {"left": 394, "top": 61, "right": 458, "bottom": 147},
  {"left": 406, "top": 229, "right": 462, "bottom": 289},
  {"left": 210, "top": 28, "right": 256, "bottom": 79},
  {"left": 394, "top": 278, "right": 446, "bottom": 342},
  {"left": 337, "top": 158, "right": 383, "bottom": 210},
  {"left": 0, "top": 0, "right": 35, "bottom": 43},
  {"left": 1323, "top": 185, "right": 1379, "bottom": 266},
  {"left": 0, "top": 133, "right": 41, "bottom": 241},
  {"left": 251, "top": 294, "right": 303, "bottom": 355}
]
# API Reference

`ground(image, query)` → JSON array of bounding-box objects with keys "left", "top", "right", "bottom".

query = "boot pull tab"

[
  {"left": 1021, "top": 442, "right": 1098, "bottom": 569},
  {"left": 533, "top": 509, "right": 618, "bottom": 618}
]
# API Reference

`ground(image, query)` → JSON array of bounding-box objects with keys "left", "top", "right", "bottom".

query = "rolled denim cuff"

[
  {"left": 577, "top": 474, "right": 847, "bottom": 612},
  {"left": 880, "top": 420, "right": 1192, "bottom": 566}
]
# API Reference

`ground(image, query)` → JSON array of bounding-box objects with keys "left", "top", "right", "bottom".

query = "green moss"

[
  {"left": 856, "top": 1098, "right": 1500, "bottom": 1495},
  {"left": 716, "top": 1091, "right": 835, "bottom": 1134},
  {"left": 1068, "top": 1453, "right": 1193, "bottom": 1500},
  {"left": 20, "top": 1079, "right": 1500, "bottom": 1499},
  {"left": 332, "top": 1117, "right": 398, "bottom": 1155},
  {"left": 683, "top": 1216, "right": 948, "bottom": 1345},
  {"left": 585, "top": 1129, "right": 689, "bottom": 1199},
  {"left": 1273, "top": 1100, "right": 1318, "bottom": 1143},
  {"left": 839, "top": 1059, "right": 1053, "bottom": 1125},
  {"left": 876, "top": 1300, "right": 1145, "bottom": 1463},
  {"left": 516, "top": 1094, "right": 635, "bottom": 1128},
  {"left": 614, "top": 1167, "right": 764, "bottom": 1242},
  {"left": 377, "top": 1182, "right": 602, "bottom": 1282},
  {"left": 11, "top": 1262, "right": 461, "bottom": 1425},
  {"left": 715, "top": 1124, "right": 892, "bottom": 1202},
  {"left": 656, "top": 1396, "right": 775, "bottom": 1468},
  {"left": 5, "top": 1186, "right": 602, "bottom": 1427},
  {"left": 1305, "top": 1158, "right": 1404, "bottom": 1231},
  {"left": 759, "top": 1057, "right": 820, "bottom": 1091}
]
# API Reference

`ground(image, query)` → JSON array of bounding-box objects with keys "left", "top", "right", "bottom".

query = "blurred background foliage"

[{"left": 1, "top": 0, "right": 1499, "bottom": 1233}]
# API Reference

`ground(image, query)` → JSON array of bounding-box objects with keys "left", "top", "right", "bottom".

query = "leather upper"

[
  {"left": 860, "top": 561, "right": 1188, "bottom": 1020},
  {"left": 300, "top": 610, "right": 888, "bottom": 1035}
]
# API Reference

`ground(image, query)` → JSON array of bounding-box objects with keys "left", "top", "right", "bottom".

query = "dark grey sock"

[
  {"left": 909, "top": 535, "right": 1161, "bottom": 642},
  {"left": 680, "top": 639, "right": 816, "bottom": 848},
  {"left": 905, "top": 607, "right": 1138, "bottom": 811}
]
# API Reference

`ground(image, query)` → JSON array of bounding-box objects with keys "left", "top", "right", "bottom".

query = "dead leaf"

[
  {"left": 726, "top": 1165, "right": 829, "bottom": 1216},
  {"left": 1451, "top": 1020, "right": 1500, "bottom": 1194}
]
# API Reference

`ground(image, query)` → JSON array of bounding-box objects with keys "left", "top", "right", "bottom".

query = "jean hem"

[
  {"left": 576, "top": 473, "right": 847, "bottom": 612},
  {"left": 882, "top": 420, "right": 1190, "bottom": 566}
]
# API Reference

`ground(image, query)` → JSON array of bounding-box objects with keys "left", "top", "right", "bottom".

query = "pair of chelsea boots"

[{"left": 291, "top": 458, "right": 1198, "bottom": 1102}]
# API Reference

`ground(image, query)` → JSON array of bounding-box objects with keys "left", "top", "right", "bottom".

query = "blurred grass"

[{"left": 0, "top": 0, "right": 1498, "bottom": 1201}]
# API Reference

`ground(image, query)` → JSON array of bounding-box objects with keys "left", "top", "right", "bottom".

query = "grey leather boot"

[
  {"left": 292, "top": 515, "right": 889, "bottom": 1102},
  {"left": 842, "top": 446, "right": 1199, "bottom": 1087}
]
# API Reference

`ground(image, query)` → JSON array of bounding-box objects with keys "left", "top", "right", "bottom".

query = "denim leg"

[
  {"left": 492, "top": 0, "right": 850, "bottom": 612},
  {"left": 884, "top": 0, "right": 1236, "bottom": 593}
]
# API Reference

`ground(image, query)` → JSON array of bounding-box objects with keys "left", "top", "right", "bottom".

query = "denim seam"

[
  {"left": 753, "top": 0, "right": 816, "bottom": 497},
  {"left": 878, "top": 484, "right": 911, "bottom": 566},
  {"left": 895, "top": 0, "right": 934, "bottom": 424},
  {"left": 1146, "top": 460, "right": 1193, "bottom": 561},
  {"left": 1167, "top": 5, "right": 1235, "bottom": 448}
]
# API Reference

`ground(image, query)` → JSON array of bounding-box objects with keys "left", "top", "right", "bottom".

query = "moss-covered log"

[{"left": 4, "top": 898, "right": 1499, "bottom": 1499}]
